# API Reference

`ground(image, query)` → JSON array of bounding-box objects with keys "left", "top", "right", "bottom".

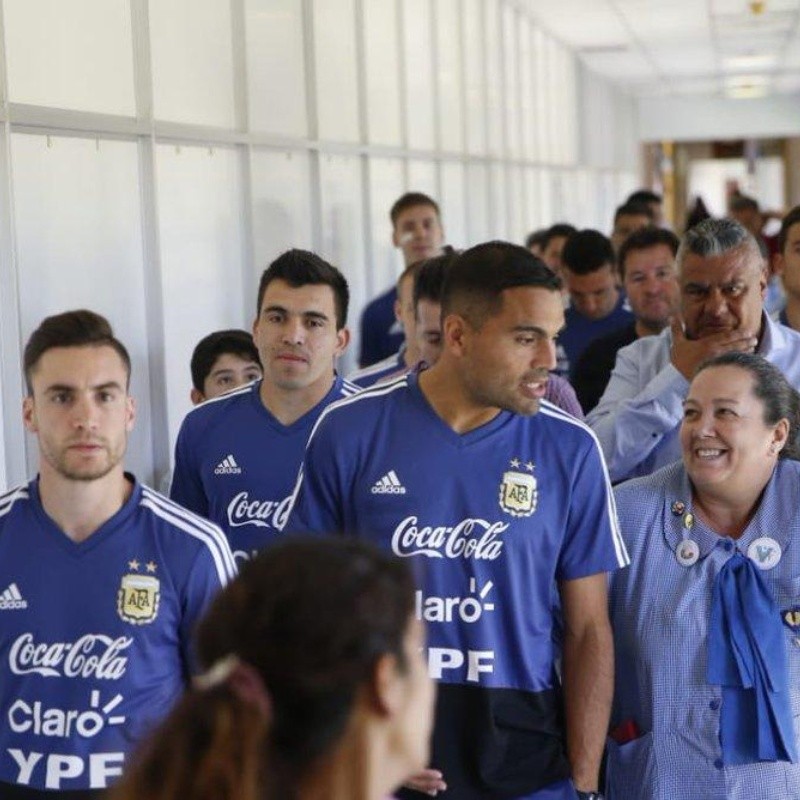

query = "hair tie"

[
  {"left": 194, "top": 654, "right": 271, "bottom": 717},
  {"left": 193, "top": 654, "right": 240, "bottom": 691}
]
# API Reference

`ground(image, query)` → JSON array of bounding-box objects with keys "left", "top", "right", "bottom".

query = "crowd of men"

[{"left": 1, "top": 187, "right": 800, "bottom": 800}]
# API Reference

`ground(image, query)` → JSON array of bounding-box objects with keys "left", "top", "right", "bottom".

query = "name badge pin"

[
  {"left": 671, "top": 500, "right": 686, "bottom": 516},
  {"left": 676, "top": 538, "right": 700, "bottom": 567},
  {"left": 747, "top": 536, "right": 782, "bottom": 570}
]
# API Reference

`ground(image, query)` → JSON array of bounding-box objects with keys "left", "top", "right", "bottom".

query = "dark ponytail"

[{"left": 112, "top": 684, "right": 267, "bottom": 800}]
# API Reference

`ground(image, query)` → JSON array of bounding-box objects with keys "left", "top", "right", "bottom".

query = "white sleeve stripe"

[
  {"left": 306, "top": 376, "right": 409, "bottom": 447},
  {"left": 0, "top": 486, "right": 29, "bottom": 519},
  {"left": 539, "top": 405, "right": 630, "bottom": 567},
  {"left": 141, "top": 488, "right": 237, "bottom": 572},
  {"left": 181, "top": 382, "right": 255, "bottom": 419},
  {"left": 139, "top": 497, "right": 235, "bottom": 584},
  {"left": 140, "top": 491, "right": 237, "bottom": 580}
]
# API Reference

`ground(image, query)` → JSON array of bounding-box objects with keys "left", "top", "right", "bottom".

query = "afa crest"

[
  {"left": 499, "top": 469, "right": 537, "bottom": 517},
  {"left": 117, "top": 574, "right": 160, "bottom": 625}
]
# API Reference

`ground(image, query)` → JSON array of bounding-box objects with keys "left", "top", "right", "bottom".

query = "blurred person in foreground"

[
  {"left": 113, "top": 537, "right": 435, "bottom": 800},
  {"left": 608, "top": 352, "right": 800, "bottom": 798}
]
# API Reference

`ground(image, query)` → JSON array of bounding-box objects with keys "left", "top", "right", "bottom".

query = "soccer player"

[
  {"left": 170, "top": 250, "right": 357, "bottom": 564},
  {"left": 0, "top": 310, "right": 235, "bottom": 798},
  {"left": 357, "top": 192, "right": 445, "bottom": 368},
  {"left": 287, "top": 242, "right": 628, "bottom": 800},
  {"left": 189, "top": 329, "right": 262, "bottom": 405}
]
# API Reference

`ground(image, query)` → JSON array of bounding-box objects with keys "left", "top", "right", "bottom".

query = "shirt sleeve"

[
  {"left": 586, "top": 342, "right": 689, "bottom": 483},
  {"left": 169, "top": 418, "right": 209, "bottom": 518},
  {"left": 283, "top": 415, "right": 347, "bottom": 536},
  {"left": 179, "top": 531, "right": 237, "bottom": 675},
  {"left": 557, "top": 435, "right": 629, "bottom": 580}
]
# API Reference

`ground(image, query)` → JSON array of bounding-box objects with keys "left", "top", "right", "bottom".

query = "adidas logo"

[
  {"left": 0, "top": 583, "right": 27, "bottom": 610},
  {"left": 214, "top": 455, "right": 242, "bottom": 475},
  {"left": 371, "top": 470, "right": 407, "bottom": 495}
]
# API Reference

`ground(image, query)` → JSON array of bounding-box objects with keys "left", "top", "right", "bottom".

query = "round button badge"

[
  {"left": 675, "top": 538, "right": 700, "bottom": 567},
  {"left": 747, "top": 537, "right": 782, "bottom": 570}
]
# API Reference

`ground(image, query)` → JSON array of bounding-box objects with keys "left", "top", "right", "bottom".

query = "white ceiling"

[{"left": 522, "top": 0, "right": 800, "bottom": 98}]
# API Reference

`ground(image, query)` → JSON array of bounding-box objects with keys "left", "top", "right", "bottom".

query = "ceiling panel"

[{"left": 522, "top": 0, "right": 800, "bottom": 99}]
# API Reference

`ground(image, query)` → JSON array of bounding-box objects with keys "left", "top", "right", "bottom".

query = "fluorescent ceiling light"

[
  {"left": 724, "top": 74, "right": 769, "bottom": 97},
  {"left": 723, "top": 53, "right": 777, "bottom": 70}
]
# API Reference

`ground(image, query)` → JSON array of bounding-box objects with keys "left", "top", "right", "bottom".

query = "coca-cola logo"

[
  {"left": 226, "top": 492, "right": 292, "bottom": 531},
  {"left": 9, "top": 633, "right": 132, "bottom": 680},
  {"left": 391, "top": 516, "right": 508, "bottom": 560}
]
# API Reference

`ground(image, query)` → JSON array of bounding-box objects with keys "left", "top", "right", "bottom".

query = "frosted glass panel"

[
  {"left": 250, "top": 148, "right": 313, "bottom": 276},
  {"left": 246, "top": 0, "right": 308, "bottom": 136},
  {"left": 150, "top": 0, "right": 236, "bottom": 127},
  {"left": 318, "top": 154, "right": 366, "bottom": 374},
  {"left": 502, "top": 6, "right": 521, "bottom": 158},
  {"left": 157, "top": 144, "right": 246, "bottom": 450},
  {"left": 11, "top": 134, "right": 152, "bottom": 481},
  {"left": 507, "top": 166, "right": 525, "bottom": 244},
  {"left": 440, "top": 162, "right": 467, "bottom": 249},
  {"left": 534, "top": 29, "right": 550, "bottom": 164},
  {"left": 364, "top": 0, "right": 402, "bottom": 146},
  {"left": 314, "top": 0, "right": 359, "bottom": 142},
  {"left": 519, "top": 21, "right": 536, "bottom": 161},
  {"left": 462, "top": 0, "right": 486, "bottom": 155},
  {"left": 524, "top": 167, "right": 543, "bottom": 231},
  {"left": 4, "top": 0, "right": 135, "bottom": 114},
  {"left": 436, "top": 0, "right": 464, "bottom": 153},
  {"left": 484, "top": 0, "right": 503, "bottom": 156},
  {"left": 538, "top": 169, "right": 554, "bottom": 228},
  {"left": 402, "top": 0, "right": 435, "bottom": 150},
  {"left": 369, "top": 158, "right": 406, "bottom": 297},
  {"left": 407, "top": 160, "right": 438, "bottom": 199},
  {"left": 489, "top": 163, "right": 509, "bottom": 240},
  {"left": 466, "top": 163, "right": 489, "bottom": 245}
]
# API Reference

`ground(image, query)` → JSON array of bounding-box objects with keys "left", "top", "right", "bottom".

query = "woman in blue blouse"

[{"left": 608, "top": 352, "right": 800, "bottom": 799}]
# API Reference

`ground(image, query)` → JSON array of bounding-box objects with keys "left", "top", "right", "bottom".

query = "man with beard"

[
  {"left": 287, "top": 242, "right": 628, "bottom": 800},
  {"left": 0, "top": 310, "right": 235, "bottom": 798}
]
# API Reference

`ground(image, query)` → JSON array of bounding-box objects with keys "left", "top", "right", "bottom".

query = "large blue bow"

[{"left": 707, "top": 552, "right": 797, "bottom": 765}]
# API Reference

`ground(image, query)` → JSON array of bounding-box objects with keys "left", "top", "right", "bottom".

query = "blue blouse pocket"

[{"left": 605, "top": 731, "right": 656, "bottom": 799}]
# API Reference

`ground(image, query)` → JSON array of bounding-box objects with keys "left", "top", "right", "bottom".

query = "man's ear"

[
  {"left": 334, "top": 327, "right": 351, "bottom": 358},
  {"left": 22, "top": 396, "right": 36, "bottom": 434},
  {"left": 190, "top": 388, "right": 205, "bottom": 405},
  {"left": 443, "top": 313, "right": 469, "bottom": 357}
]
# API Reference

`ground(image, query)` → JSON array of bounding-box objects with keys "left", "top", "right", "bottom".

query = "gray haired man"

[{"left": 588, "top": 217, "right": 800, "bottom": 482}]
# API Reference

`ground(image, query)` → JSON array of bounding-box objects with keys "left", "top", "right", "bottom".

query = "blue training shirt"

[
  {"left": 170, "top": 376, "right": 359, "bottom": 565},
  {"left": 286, "top": 372, "right": 628, "bottom": 799},
  {"left": 0, "top": 477, "right": 236, "bottom": 794}
]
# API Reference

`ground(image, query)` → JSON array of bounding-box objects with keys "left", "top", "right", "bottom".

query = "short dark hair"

[
  {"left": 694, "top": 352, "right": 800, "bottom": 461},
  {"left": 618, "top": 226, "right": 680, "bottom": 278},
  {"left": 525, "top": 228, "right": 548, "bottom": 250},
  {"left": 562, "top": 229, "right": 615, "bottom": 276},
  {"left": 24, "top": 309, "right": 131, "bottom": 394},
  {"left": 190, "top": 329, "right": 261, "bottom": 392},
  {"left": 614, "top": 201, "right": 654, "bottom": 224},
  {"left": 413, "top": 251, "right": 458, "bottom": 312},
  {"left": 389, "top": 192, "right": 440, "bottom": 227},
  {"left": 441, "top": 241, "right": 560, "bottom": 327},
  {"left": 541, "top": 223, "right": 577, "bottom": 251},
  {"left": 627, "top": 189, "right": 662, "bottom": 206},
  {"left": 256, "top": 249, "right": 349, "bottom": 330},
  {"left": 778, "top": 205, "right": 800, "bottom": 254},
  {"left": 729, "top": 193, "right": 759, "bottom": 213}
]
